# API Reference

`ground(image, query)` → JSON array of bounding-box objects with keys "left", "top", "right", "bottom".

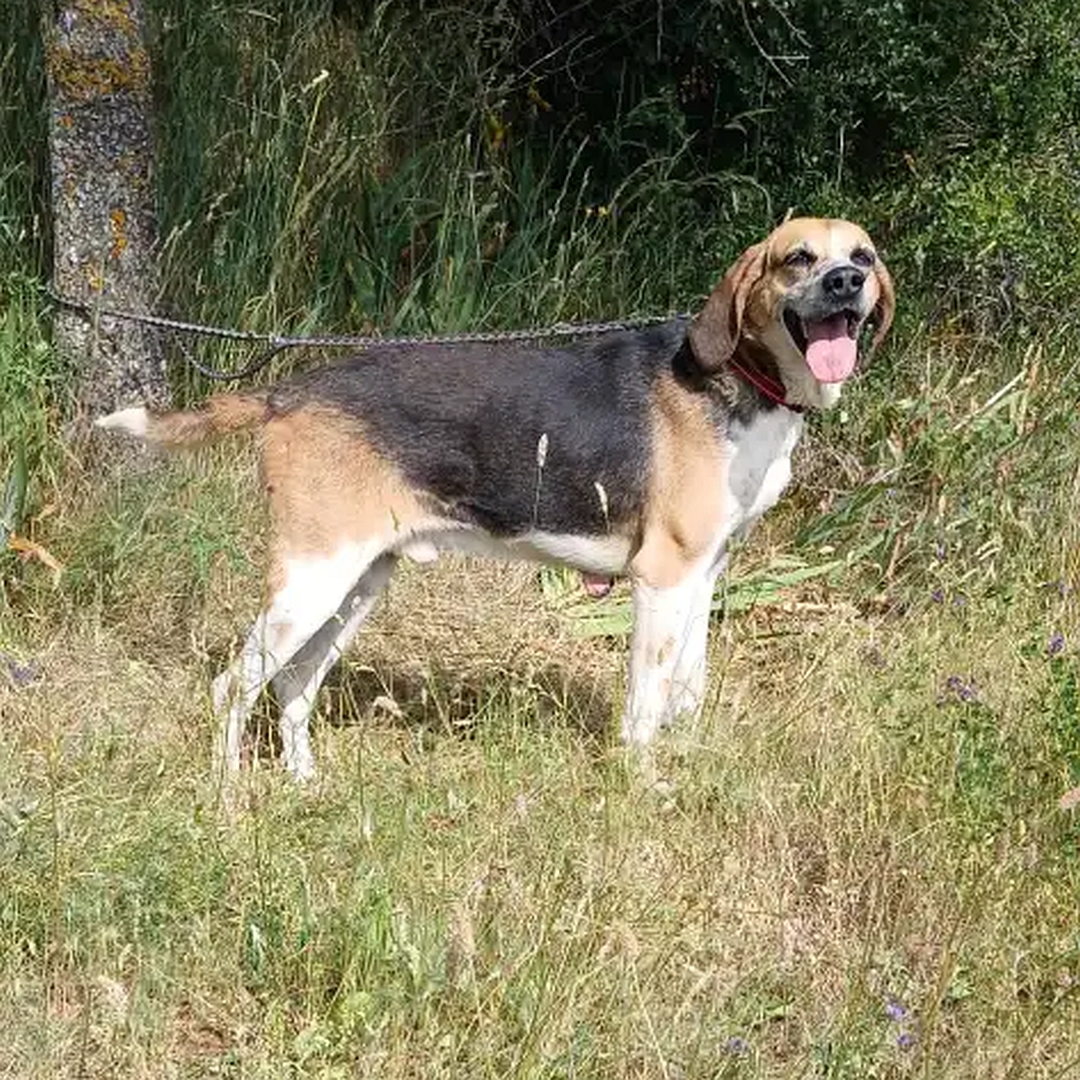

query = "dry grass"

[{"left": 2, "top": 441, "right": 1079, "bottom": 1078}]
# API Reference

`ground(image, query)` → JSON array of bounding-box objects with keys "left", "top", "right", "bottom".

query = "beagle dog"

[{"left": 98, "top": 217, "right": 893, "bottom": 780}]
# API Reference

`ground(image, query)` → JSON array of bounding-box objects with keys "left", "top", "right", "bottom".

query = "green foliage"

[
  {"left": 555, "top": 539, "right": 885, "bottom": 637},
  {"left": 0, "top": 6, "right": 61, "bottom": 592},
  {"left": 0, "top": 271, "right": 64, "bottom": 595},
  {"left": 55, "top": 455, "right": 258, "bottom": 646},
  {"left": 876, "top": 137, "right": 1080, "bottom": 328},
  {"left": 150, "top": 0, "right": 776, "bottom": 356},
  {"left": 6, "top": 0, "right": 1080, "bottom": 342},
  {"left": 0, "top": 0, "right": 49, "bottom": 276},
  {"left": 4, "top": 590, "right": 1080, "bottom": 1076},
  {"left": 1046, "top": 656, "right": 1080, "bottom": 783},
  {"left": 140, "top": 0, "right": 1080, "bottom": 363}
]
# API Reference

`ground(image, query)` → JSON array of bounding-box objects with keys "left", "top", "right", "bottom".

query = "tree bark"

[{"left": 43, "top": 0, "right": 169, "bottom": 420}]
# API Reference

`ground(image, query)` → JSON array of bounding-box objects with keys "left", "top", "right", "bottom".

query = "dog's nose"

[{"left": 822, "top": 264, "right": 865, "bottom": 301}]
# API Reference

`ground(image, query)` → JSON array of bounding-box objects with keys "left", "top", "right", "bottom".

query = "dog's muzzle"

[{"left": 782, "top": 262, "right": 872, "bottom": 384}]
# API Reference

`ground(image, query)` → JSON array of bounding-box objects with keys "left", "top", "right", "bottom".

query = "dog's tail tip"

[
  {"left": 94, "top": 395, "right": 266, "bottom": 447},
  {"left": 95, "top": 405, "right": 150, "bottom": 439}
]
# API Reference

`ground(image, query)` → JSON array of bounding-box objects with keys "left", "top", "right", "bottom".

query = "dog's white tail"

[{"left": 95, "top": 394, "right": 267, "bottom": 447}]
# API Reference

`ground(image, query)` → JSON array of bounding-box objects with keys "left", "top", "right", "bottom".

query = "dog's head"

[{"left": 688, "top": 218, "right": 894, "bottom": 408}]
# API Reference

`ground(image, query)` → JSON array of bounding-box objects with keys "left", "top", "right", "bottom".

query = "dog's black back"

[{"left": 269, "top": 319, "right": 693, "bottom": 536}]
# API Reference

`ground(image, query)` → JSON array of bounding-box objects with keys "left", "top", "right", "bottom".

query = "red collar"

[{"left": 726, "top": 355, "right": 805, "bottom": 414}]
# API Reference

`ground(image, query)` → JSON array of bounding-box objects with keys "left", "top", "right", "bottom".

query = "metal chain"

[{"left": 48, "top": 289, "right": 690, "bottom": 382}]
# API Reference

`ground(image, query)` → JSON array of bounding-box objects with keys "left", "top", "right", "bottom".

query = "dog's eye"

[
  {"left": 784, "top": 248, "right": 815, "bottom": 268},
  {"left": 851, "top": 247, "right": 876, "bottom": 268}
]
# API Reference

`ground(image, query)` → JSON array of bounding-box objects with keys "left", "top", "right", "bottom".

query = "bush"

[
  {"left": 878, "top": 137, "right": 1080, "bottom": 331},
  {"left": 146, "top": 0, "right": 1080, "bottom": 335}
]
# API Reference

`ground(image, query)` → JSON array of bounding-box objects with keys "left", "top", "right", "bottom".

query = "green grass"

[{"left": 3, "top": 1, "right": 1080, "bottom": 1075}]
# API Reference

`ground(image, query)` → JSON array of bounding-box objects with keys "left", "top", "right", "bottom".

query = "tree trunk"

[{"left": 43, "top": 0, "right": 169, "bottom": 420}]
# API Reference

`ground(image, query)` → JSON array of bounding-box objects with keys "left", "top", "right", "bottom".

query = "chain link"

[{"left": 49, "top": 289, "right": 690, "bottom": 382}]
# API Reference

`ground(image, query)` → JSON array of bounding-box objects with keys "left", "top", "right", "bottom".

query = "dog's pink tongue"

[{"left": 805, "top": 314, "right": 857, "bottom": 383}]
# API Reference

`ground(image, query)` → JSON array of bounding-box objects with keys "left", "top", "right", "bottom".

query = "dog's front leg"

[
  {"left": 621, "top": 565, "right": 714, "bottom": 745},
  {"left": 666, "top": 552, "right": 726, "bottom": 719}
]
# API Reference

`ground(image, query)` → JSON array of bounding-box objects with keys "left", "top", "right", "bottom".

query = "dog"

[{"left": 97, "top": 217, "right": 893, "bottom": 781}]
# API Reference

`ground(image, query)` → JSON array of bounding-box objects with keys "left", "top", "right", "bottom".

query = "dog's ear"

[
  {"left": 688, "top": 241, "right": 768, "bottom": 372},
  {"left": 868, "top": 257, "right": 895, "bottom": 355}
]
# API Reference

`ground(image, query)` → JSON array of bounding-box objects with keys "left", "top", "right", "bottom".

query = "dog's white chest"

[{"left": 725, "top": 409, "right": 803, "bottom": 530}]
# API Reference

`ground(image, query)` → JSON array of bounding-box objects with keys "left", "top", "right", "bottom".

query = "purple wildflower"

[
  {"left": 931, "top": 588, "right": 945, "bottom": 604},
  {"left": 945, "top": 675, "right": 977, "bottom": 702},
  {"left": 935, "top": 541, "right": 947, "bottom": 561},
  {"left": 2, "top": 653, "right": 40, "bottom": 689},
  {"left": 724, "top": 1036, "right": 751, "bottom": 1057},
  {"left": 1048, "top": 632, "right": 1065, "bottom": 657},
  {"left": 896, "top": 1031, "right": 917, "bottom": 1051},
  {"left": 884, "top": 998, "right": 909, "bottom": 1023}
]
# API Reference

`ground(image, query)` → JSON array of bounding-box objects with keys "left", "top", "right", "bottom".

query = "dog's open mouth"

[{"left": 783, "top": 308, "right": 861, "bottom": 384}]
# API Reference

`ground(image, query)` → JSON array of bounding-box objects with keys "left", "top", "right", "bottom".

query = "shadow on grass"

[
  {"left": 222, "top": 654, "right": 616, "bottom": 769},
  {"left": 335, "top": 659, "right": 612, "bottom": 736}
]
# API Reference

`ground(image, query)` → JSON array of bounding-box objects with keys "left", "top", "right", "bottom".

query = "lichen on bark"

[{"left": 44, "top": 0, "right": 169, "bottom": 419}]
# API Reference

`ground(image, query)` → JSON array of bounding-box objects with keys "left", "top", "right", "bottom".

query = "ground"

[{"left": 2, "top": 441, "right": 1078, "bottom": 1077}]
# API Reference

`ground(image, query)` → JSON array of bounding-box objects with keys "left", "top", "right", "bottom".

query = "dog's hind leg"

[
  {"left": 212, "top": 540, "right": 386, "bottom": 781},
  {"left": 270, "top": 553, "right": 398, "bottom": 780}
]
